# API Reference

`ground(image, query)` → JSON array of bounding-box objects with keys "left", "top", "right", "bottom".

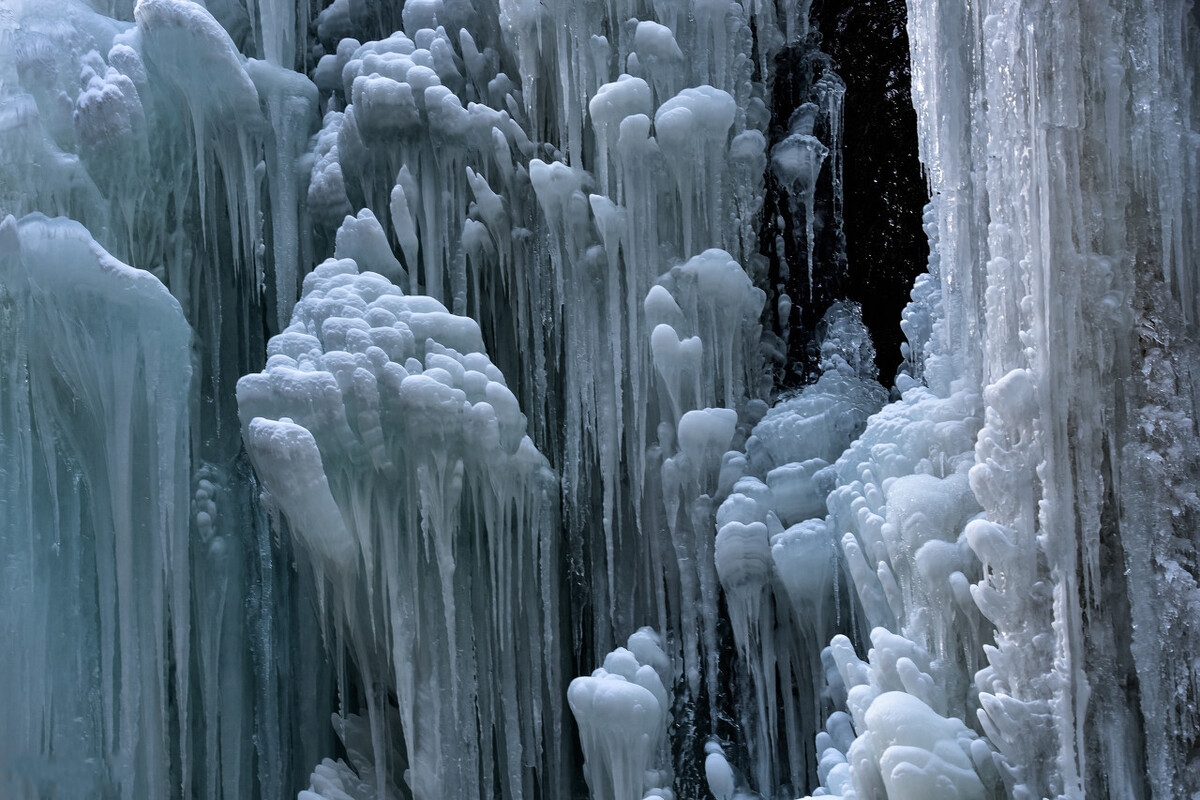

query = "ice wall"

[
  {"left": 1, "top": 2, "right": 333, "bottom": 797},
  {"left": 906, "top": 0, "right": 1200, "bottom": 796},
  {"left": 3, "top": 0, "right": 1200, "bottom": 798}
]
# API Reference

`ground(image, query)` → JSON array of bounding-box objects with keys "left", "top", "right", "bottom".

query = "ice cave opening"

[{"left": 2, "top": 0, "right": 1199, "bottom": 798}]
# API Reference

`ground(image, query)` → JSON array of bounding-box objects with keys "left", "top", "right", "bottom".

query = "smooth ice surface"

[{"left": 0, "top": 214, "right": 192, "bottom": 799}]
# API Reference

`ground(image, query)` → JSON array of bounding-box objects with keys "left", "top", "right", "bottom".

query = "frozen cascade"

[
  {"left": 902, "top": 0, "right": 1200, "bottom": 797},
  {"left": 2, "top": 2, "right": 341, "bottom": 797},
  {"left": 2, "top": 0, "right": 1200, "bottom": 798}
]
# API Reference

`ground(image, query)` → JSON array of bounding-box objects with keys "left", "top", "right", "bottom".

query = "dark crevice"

[{"left": 764, "top": 0, "right": 928, "bottom": 388}]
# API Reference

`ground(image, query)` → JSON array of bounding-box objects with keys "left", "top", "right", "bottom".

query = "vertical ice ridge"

[
  {"left": 135, "top": 0, "right": 266, "bottom": 278},
  {"left": 649, "top": 252, "right": 764, "bottom": 728},
  {"left": 908, "top": 0, "right": 1200, "bottom": 795},
  {"left": 245, "top": 59, "right": 319, "bottom": 329},
  {"left": 1, "top": 21, "right": 296, "bottom": 794}
]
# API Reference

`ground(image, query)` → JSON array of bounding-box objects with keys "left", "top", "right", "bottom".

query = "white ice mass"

[{"left": 1, "top": 0, "right": 1199, "bottom": 798}]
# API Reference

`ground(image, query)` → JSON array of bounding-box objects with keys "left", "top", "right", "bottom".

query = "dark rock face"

[
  {"left": 814, "top": 0, "right": 928, "bottom": 382},
  {"left": 763, "top": 0, "right": 928, "bottom": 388},
  {"left": 760, "top": 36, "right": 847, "bottom": 386}
]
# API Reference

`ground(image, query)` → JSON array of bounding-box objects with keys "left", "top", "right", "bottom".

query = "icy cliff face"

[{"left": 2, "top": 0, "right": 1199, "bottom": 798}]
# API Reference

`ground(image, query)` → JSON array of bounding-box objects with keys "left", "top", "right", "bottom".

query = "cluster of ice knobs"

[{"left": 2, "top": 0, "right": 1199, "bottom": 798}]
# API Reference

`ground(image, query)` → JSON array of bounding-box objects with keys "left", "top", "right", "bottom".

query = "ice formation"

[
  {"left": 569, "top": 628, "right": 673, "bottom": 800},
  {"left": 237, "top": 255, "right": 564, "bottom": 799},
  {"left": 0, "top": 214, "right": 192, "bottom": 798},
  {"left": 2, "top": 0, "right": 1199, "bottom": 798}
]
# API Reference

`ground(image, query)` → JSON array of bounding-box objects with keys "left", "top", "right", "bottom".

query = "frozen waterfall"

[{"left": 1, "top": 0, "right": 1199, "bottom": 798}]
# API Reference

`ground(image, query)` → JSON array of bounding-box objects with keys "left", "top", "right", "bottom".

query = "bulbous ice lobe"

[
  {"left": 245, "top": 417, "right": 358, "bottom": 575},
  {"left": 569, "top": 630, "right": 673, "bottom": 800},
  {"left": 238, "top": 249, "right": 562, "bottom": 800},
  {"left": 855, "top": 692, "right": 986, "bottom": 800}
]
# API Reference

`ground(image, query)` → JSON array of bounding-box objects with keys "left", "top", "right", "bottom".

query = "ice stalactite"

[
  {"left": 294, "top": 0, "right": 800, "bottom": 700},
  {"left": 0, "top": 215, "right": 192, "bottom": 798},
  {"left": 647, "top": 251, "right": 765, "bottom": 765},
  {"left": 569, "top": 628, "right": 673, "bottom": 800},
  {"left": 248, "top": 58, "right": 320, "bottom": 329},
  {"left": 710, "top": 302, "right": 886, "bottom": 795},
  {"left": 237, "top": 252, "right": 565, "bottom": 800}
]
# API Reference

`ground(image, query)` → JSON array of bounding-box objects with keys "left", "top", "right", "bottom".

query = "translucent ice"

[{"left": 0, "top": 214, "right": 191, "bottom": 799}]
